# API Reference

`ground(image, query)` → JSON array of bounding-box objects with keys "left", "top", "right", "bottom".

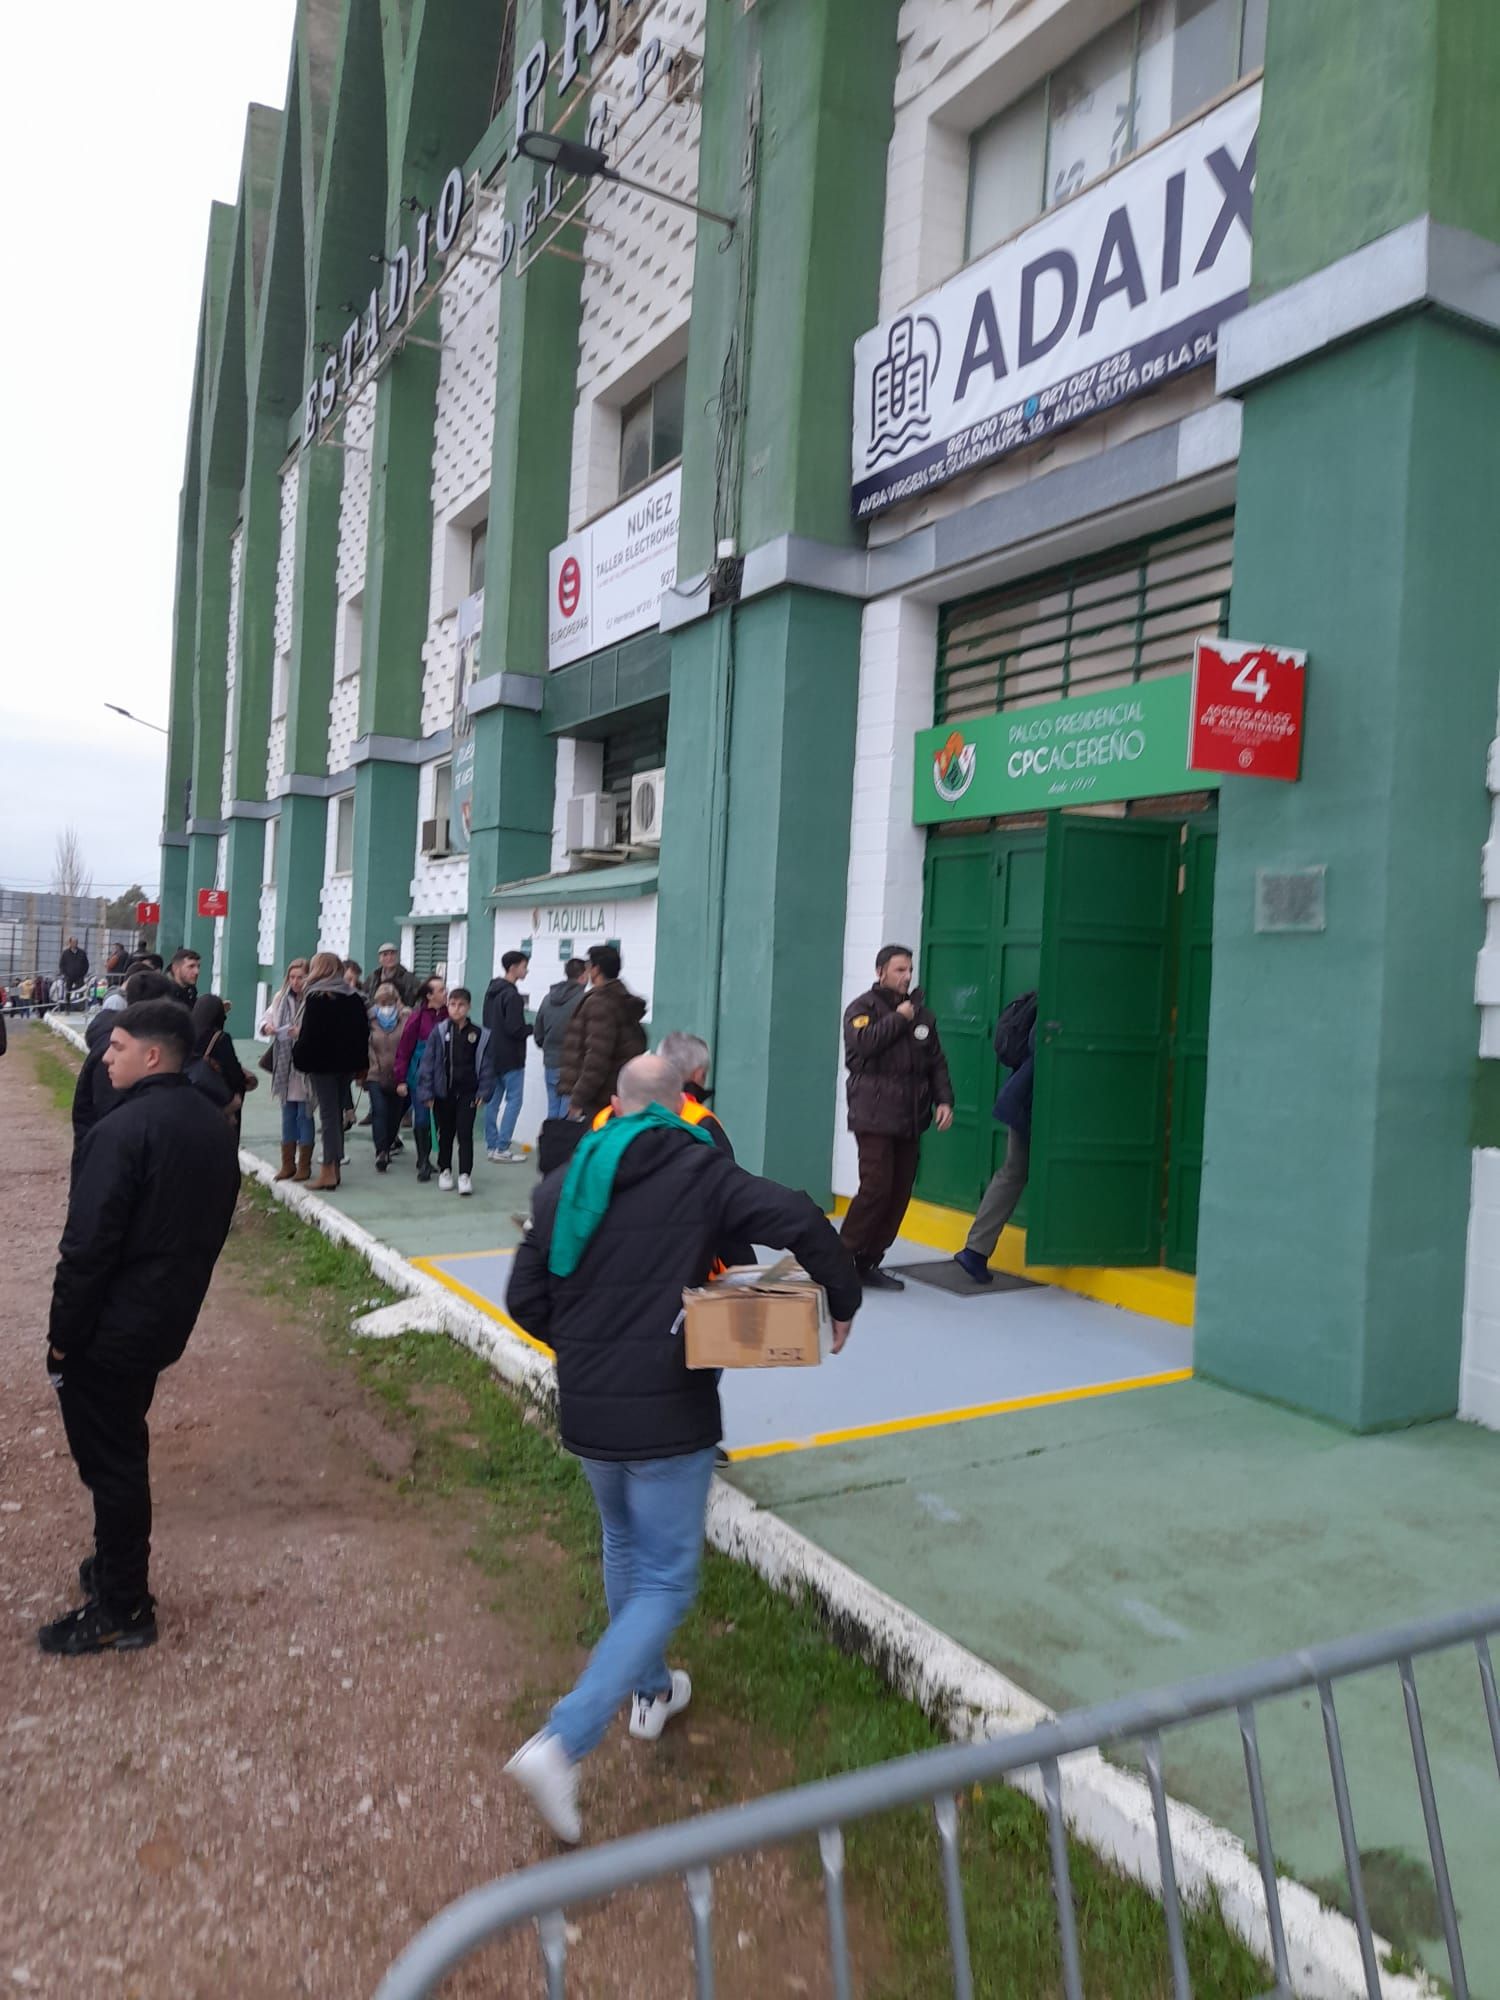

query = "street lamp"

[
  {"left": 516, "top": 130, "right": 736, "bottom": 233},
  {"left": 104, "top": 703, "right": 169, "bottom": 735}
]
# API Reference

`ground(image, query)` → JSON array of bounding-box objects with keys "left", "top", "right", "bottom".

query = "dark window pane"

[
  {"left": 650, "top": 359, "right": 687, "bottom": 470},
  {"left": 619, "top": 391, "right": 652, "bottom": 494},
  {"left": 467, "top": 520, "right": 488, "bottom": 596}
]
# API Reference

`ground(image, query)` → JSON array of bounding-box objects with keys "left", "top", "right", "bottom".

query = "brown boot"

[
  {"left": 273, "top": 1142, "right": 297, "bottom": 1182},
  {"left": 294, "top": 1144, "right": 314, "bottom": 1183},
  {"left": 310, "top": 1160, "right": 341, "bottom": 1192}
]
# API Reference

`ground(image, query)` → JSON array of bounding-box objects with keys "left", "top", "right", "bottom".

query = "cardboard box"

[{"left": 683, "top": 1260, "right": 831, "bottom": 1370}]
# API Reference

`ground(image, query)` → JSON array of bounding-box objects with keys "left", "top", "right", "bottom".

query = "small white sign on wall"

[{"left": 547, "top": 468, "right": 681, "bottom": 671}]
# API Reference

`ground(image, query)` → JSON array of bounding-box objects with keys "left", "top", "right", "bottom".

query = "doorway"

[{"left": 917, "top": 810, "right": 1216, "bottom": 1272}]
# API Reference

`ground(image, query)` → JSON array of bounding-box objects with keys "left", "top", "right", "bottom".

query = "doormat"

[{"left": 886, "top": 1262, "right": 1041, "bottom": 1297}]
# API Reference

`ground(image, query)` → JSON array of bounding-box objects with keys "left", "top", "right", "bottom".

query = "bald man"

[{"left": 504, "top": 1054, "right": 861, "bottom": 1842}]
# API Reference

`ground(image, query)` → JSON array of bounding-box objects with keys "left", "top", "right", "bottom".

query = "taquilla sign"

[
  {"left": 853, "top": 83, "right": 1259, "bottom": 518},
  {"left": 913, "top": 674, "right": 1219, "bottom": 824}
]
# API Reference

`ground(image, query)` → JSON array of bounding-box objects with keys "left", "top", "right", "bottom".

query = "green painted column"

[
  {"left": 160, "top": 513, "right": 198, "bottom": 945},
  {"left": 655, "top": 0, "right": 900, "bottom": 1193},
  {"left": 220, "top": 407, "right": 290, "bottom": 1018},
  {"left": 349, "top": 761, "right": 420, "bottom": 962},
  {"left": 184, "top": 480, "right": 240, "bottom": 965},
  {"left": 272, "top": 442, "right": 344, "bottom": 970},
  {"left": 1195, "top": 0, "right": 1500, "bottom": 1429},
  {"left": 464, "top": 0, "right": 581, "bottom": 959},
  {"left": 160, "top": 844, "right": 189, "bottom": 948}
]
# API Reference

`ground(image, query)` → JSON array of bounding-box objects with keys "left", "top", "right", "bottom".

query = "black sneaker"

[
  {"left": 416, "top": 1160, "right": 432, "bottom": 1183},
  {"left": 375, "top": 1152, "right": 389, "bottom": 1173},
  {"left": 79, "top": 1555, "right": 99, "bottom": 1602},
  {"left": 859, "top": 1264, "right": 906, "bottom": 1293},
  {"left": 389, "top": 1137, "right": 405, "bottom": 1155},
  {"left": 39, "top": 1599, "right": 157, "bottom": 1656}
]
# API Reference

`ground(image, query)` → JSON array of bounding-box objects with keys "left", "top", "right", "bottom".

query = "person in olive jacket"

[
  {"left": 40, "top": 999, "right": 240, "bottom": 1655},
  {"left": 291, "top": 951, "right": 370, "bottom": 1190},
  {"left": 839, "top": 943, "right": 954, "bottom": 1291}
]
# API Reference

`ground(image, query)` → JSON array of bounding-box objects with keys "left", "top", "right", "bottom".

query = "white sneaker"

[
  {"left": 458, "top": 1173, "right": 473, "bottom": 1196},
  {"left": 499, "top": 1147, "right": 527, "bottom": 1164},
  {"left": 438, "top": 1170, "right": 454, "bottom": 1191},
  {"left": 629, "top": 1669, "right": 692, "bottom": 1742},
  {"left": 504, "top": 1730, "right": 581, "bottom": 1843},
  {"left": 486, "top": 1148, "right": 504, "bottom": 1163}
]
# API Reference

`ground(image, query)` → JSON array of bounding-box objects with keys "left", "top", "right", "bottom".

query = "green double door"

[{"left": 917, "top": 815, "right": 1216, "bottom": 1272}]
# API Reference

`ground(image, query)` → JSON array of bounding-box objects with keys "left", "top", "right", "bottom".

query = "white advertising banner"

[
  {"left": 850, "top": 82, "right": 1259, "bottom": 519},
  {"left": 547, "top": 465, "right": 681, "bottom": 671}
]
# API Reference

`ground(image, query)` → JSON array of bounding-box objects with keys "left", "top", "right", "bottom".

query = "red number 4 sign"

[{"left": 1189, "top": 639, "right": 1307, "bottom": 782}]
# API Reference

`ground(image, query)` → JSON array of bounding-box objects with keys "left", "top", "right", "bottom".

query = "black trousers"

[
  {"left": 57, "top": 1362, "right": 159, "bottom": 1610},
  {"left": 840, "top": 1132, "right": 921, "bottom": 1266},
  {"left": 433, "top": 1097, "right": 476, "bottom": 1175}
]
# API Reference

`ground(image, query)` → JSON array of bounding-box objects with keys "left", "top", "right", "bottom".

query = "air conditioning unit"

[
  {"left": 630, "top": 768, "right": 667, "bottom": 847},
  {"left": 565, "top": 792, "right": 613, "bottom": 854},
  {"left": 420, "top": 816, "right": 451, "bottom": 858}
]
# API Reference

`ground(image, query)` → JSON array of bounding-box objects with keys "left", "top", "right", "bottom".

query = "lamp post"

[
  {"left": 104, "top": 703, "right": 169, "bottom": 735},
  {"left": 515, "top": 130, "right": 736, "bottom": 233}
]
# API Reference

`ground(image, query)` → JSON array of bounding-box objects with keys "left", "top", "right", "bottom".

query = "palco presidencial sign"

[
  {"left": 852, "top": 82, "right": 1259, "bottom": 518},
  {"left": 913, "top": 674, "right": 1219, "bottom": 825},
  {"left": 547, "top": 466, "right": 681, "bottom": 671}
]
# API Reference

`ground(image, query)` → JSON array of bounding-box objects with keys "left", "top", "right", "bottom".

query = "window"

[
  {"left": 937, "top": 515, "right": 1233, "bottom": 723},
  {"left": 263, "top": 815, "right": 278, "bottom": 887},
  {"left": 338, "top": 595, "right": 363, "bottom": 681},
  {"left": 967, "top": 0, "right": 1263, "bottom": 260},
  {"left": 334, "top": 794, "right": 355, "bottom": 875},
  {"left": 600, "top": 707, "right": 669, "bottom": 843},
  {"left": 272, "top": 650, "right": 290, "bottom": 720},
  {"left": 433, "top": 759, "right": 453, "bottom": 830},
  {"left": 467, "top": 520, "right": 488, "bottom": 598},
  {"left": 618, "top": 359, "right": 687, "bottom": 497},
  {"left": 411, "top": 922, "right": 449, "bottom": 980}
]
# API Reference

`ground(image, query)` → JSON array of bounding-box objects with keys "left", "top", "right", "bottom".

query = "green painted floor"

[
  {"left": 240, "top": 1050, "right": 1500, "bottom": 1986},
  {"left": 240, "top": 1059, "right": 530, "bottom": 1257},
  {"left": 733, "top": 1380, "right": 1500, "bottom": 1987}
]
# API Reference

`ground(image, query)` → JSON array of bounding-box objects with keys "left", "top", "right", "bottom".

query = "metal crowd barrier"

[{"left": 375, "top": 1600, "right": 1500, "bottom": 1999}]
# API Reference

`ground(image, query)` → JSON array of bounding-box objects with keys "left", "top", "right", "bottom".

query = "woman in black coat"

[
  {"left": 187, "top": 994, "right": 252, "bottom": 1135},
  {"left": 292, "top": 951, "right": 370, "bottom": 1190}
]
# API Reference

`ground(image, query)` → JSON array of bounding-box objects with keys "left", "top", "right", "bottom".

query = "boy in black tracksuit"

[{"left": 416, "top": 988, "right": 496, "bottom": 1189}]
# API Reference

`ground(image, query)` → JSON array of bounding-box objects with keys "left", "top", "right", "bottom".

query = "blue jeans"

[
  {"left": 483, "top": 1066, "right": 525, "bottom": 1151},
  {"left": 549, "top": 1447, "right": 717, "bottom": 1762},
  {"left": 280, "top": 1099, "right": 314, "bottom": 1146},
  {"left": 544, "top": 1068, "right": 568, "bottom": 1121}
]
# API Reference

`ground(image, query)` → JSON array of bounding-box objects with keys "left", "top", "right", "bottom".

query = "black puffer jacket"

[
  {"left": 842, "top": 984, "right": 954, "bottom": 1138},
  {"left": 482, "top": 976, "right": 530, "bottom": 1073},
  {"left": 558, "top": 979, "right": 648, "bottom": 1120},
  {"left": 506, "top": 1126, "right": 861, "bottom": 1461},
  {"left": 291, "top": 981, "right": 370, "bottom": 1077},
  {"left": 50, "top": 1073, "right": 241, "bottom": 1373}
]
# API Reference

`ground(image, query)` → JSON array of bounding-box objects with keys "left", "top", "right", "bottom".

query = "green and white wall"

[{"left": 162, "top": 0, "right": 1500, "bottom": 1435}]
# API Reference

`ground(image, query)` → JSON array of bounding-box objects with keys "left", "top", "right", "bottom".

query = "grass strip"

[{"left": 226, "top": 1183, "right": 1269, "bottom": 1998}]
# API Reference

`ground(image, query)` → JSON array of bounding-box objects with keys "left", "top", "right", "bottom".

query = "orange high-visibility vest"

[{"left": 591, "top": 1097, "right": 718, "bottom": 1133}]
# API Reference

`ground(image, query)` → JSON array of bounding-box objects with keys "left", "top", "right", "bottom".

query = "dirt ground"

[{"left": 0, "top": 1027, "right": 852, "bottom": 1999}]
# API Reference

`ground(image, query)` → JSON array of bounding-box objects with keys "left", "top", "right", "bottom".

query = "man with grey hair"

[
  {"left": 504, "top": 1052, "right": 860, "bottom": 1842},
  {"left": 656, "top": 1030, "right": 734, "bottom": 1158}
]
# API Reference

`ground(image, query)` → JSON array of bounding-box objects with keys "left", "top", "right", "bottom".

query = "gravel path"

[{"left": 0, "top": 1027, "right": 854, "bottom": 1998}]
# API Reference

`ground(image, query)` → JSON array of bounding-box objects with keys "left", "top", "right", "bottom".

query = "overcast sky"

[{"left": 0, "top": 3, "right": 299, "bottom": 901}]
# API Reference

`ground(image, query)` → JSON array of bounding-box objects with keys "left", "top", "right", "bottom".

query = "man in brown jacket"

[
  {"left": 560, "top": 945, "right": 648, "bottom": 1123},
  {"left": 840, "top": 943, "right": 954, "bottom": 1291}
]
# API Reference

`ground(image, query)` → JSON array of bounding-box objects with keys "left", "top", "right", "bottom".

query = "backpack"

[{"left": 992, "top": 990, "right": 1038, "bottom": 1071}]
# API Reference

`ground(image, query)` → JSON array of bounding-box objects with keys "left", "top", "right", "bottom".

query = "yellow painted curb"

[
  {"left": 410, "top": 1255, "right": 555, "bottom": 1359},
  {"left": 829, "top": 1195, "right": 1195, "bottom": 1328},
  {"left": 726, "top": 1368, "right": 1193, "bottom": 1462}
]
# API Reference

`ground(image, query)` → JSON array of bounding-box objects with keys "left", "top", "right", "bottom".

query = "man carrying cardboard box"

[{"left": 503, "top": 1053, "right": 860, "bottom": 1843}]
